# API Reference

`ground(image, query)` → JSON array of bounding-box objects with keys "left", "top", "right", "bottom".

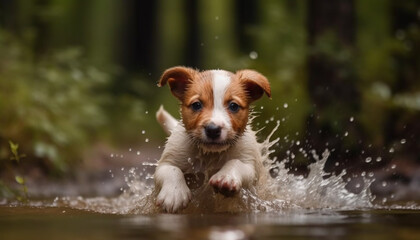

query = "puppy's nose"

[{"left": 205, "top": 123, "right": 221, "bottom": 140}]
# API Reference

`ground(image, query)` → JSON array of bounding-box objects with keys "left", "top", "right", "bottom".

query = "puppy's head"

[{"left": 158, "top": 66, "right": 270, "bottom": 152}]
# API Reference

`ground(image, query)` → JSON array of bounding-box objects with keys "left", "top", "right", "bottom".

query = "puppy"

[{"left": 154, "top": 66, "right": 271, "bottom": 213}]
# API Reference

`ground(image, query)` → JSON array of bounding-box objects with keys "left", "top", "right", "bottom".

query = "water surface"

[{"left": 1, "top": 205, "right": 420, "bottom": 240}]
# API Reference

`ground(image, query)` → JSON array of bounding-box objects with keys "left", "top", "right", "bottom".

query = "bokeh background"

[{"left": 0, "top": 0, "right": 419, "bottom": 199}]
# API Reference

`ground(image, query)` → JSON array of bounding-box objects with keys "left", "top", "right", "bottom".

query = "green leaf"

[
  {"left": 9, "top": 140, "right": 20, "bottom": 163},
  {"left": 9, "top": 140, "right": 18, "bottom": 154},
  {"left": 15, "top": 176, "right": 25, "bottom": 185},
  {"left": 22, "top": 186, "right": 28, "bottom": 195}
]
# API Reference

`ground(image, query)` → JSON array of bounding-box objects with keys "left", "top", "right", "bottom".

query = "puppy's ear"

[
  {"left": 236, "top": 69, "right": 271, "bottom": 103},
  {"left": 158, "top": 66, "right": 197, "bottom": 101}
]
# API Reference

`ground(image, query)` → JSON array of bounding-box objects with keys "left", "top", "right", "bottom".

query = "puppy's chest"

[
  {"left": 185, "top": 152, "right": 227, "bottom": 175},
  {"left": 182, "top": 152, "right": 228, "bottom": 189}
]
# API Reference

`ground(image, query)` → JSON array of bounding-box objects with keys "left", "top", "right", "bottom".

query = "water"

[
  {"left": 1, "top": 119, "right": 420, "bottom": 239},
  {"left": 1, "top": 206, "right": 420, "bottom": 240}
]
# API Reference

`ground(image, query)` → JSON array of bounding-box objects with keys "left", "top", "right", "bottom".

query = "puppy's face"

[{"left": 159, "top": 67, "right": 270, "bottom": 152}]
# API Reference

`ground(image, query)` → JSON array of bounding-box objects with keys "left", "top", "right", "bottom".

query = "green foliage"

[
  {"left": 249, "top": 0, "right": 310, "bottom": 141},
  {"left": 356, "top": 0, "right": 420, "bottom": 145},
  {"left": 9, "top": 141, "right": 26, "bottom": 163},
  {"left": 0, "top": 31, "right": 144, "bottom": 173},
  {"left": 0, "top": 141, "right": 28, "bottom": 202}
]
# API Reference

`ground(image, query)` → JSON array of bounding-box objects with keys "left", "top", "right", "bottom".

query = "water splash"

[
  {"left": 267, "top": 150, "right": 374, "bottom": 209},
  {"left": 53, "top": 121, "right": 384, "bottom": 214}
]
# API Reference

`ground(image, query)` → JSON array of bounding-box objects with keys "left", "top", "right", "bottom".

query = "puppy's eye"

[
  {"left": 228, "top": 102, "right": 240, "bottom": 113},
  {"left": 191, "top": 101, "right": 203, "bottom": 112}
]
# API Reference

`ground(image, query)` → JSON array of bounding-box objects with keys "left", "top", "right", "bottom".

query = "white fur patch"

[{"left": 210, "top": 71, "right": 232, "bottom": 139}]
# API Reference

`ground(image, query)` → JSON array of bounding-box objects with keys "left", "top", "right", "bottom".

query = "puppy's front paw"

[
  {"left": 209, "top": 173, "right": 241, "bottom": 197},
  {"left": 156, "top": 184, "right": 191, "bottom": 213}
]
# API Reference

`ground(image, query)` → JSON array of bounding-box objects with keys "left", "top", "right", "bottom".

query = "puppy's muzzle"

[{"left": 205, "top": 123, "right": 221, "bottom": 140}]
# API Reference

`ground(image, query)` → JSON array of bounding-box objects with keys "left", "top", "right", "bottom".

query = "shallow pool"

[{"left": 1, "top": 205, "right": 420, "bottom": 240}]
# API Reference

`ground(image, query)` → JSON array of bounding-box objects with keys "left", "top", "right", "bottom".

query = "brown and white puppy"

[{"left": 154, "top": 66, "right": 271, "bottom": 213}]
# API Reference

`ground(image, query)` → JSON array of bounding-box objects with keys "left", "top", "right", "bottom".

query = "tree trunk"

[{"left": 306, "top": 0, "right": 361, "bottom": 172}]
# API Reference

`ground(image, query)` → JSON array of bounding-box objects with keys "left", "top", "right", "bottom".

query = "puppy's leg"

[
  {"left": 155, "top": 164, "right": 191, "bottom": 213},
  {"left": 209, "top": 159, "right": 255, "bottom": 197}
]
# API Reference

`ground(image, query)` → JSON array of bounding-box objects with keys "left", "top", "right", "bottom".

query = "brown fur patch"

[
  {"left": 181, "top": 71, "right": 214, "bottom": 132},
  {"left": 159, "top": 67, "right": 270, "bottom": 151}
]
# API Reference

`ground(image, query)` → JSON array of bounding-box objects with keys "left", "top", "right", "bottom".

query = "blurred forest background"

[{"left": 0, "top": 0, "right": 419, "bottom": 198}]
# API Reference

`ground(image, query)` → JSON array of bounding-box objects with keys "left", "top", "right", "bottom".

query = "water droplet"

[
  {"left": 283, "top": 103, "right": 288, "bottom": 108},
  {"left": 110, "top": 154, "right": 114, "bottom": 158},
  {"left": 355, "top": 183, "right": 361, "bottom": 188},
  {"left": 249, "top": 51, "right": 258, "bottom": 60},
  {"left": 145, "top": 138, "right": 149, "bottom": 143},
  {"left": 141, "top": 130, "right": 146, "bottom": 134},
  {"left": 260, "top": 106, "right": 264, "bottom": 109},
  {"left": 335, "top": 162, "right": 340, "bottom": 166},
  {"left": 361, "top": 172, "right": 366, "bottom": 177},
  {"left": 400, "top": 139, "right": 406, "bottom": 144},
  {"left": 145, "top": 111, "right": 149, "bottom": 114},
  {"left": 136, "top": 151, "right": 141, "bottom": 155},
  {"left": 368, "top": 172, "right": 374, "bottom": 177},
  {"left": 296, "top": 141, "right": 300, "bottom": 146},
  {"left": 391, "top": 164, "right": 396, "bottom": 169},
  {"left": 349, "top": 117, "right": 354, "bottom": 122},
  {"left": 344, "top": 131, "right": 348, "bottom": 137},
  {"left": 365, "top": 157, "right": 372, "bottom": 163},
  {"left": 389, "top": 147, "right": 395, "bottom": 153},
  {"left": 128, "top": 148, "right": 132, "bottom": 152},
  {"left": 376, "top": 157, "right": 382, "bottom": 162},
  {"left": 382, "top": 181, "right": 387, "bottom": 187},
  {"left": 121, "top": 167, "right": 125, "bottom": 171}
]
